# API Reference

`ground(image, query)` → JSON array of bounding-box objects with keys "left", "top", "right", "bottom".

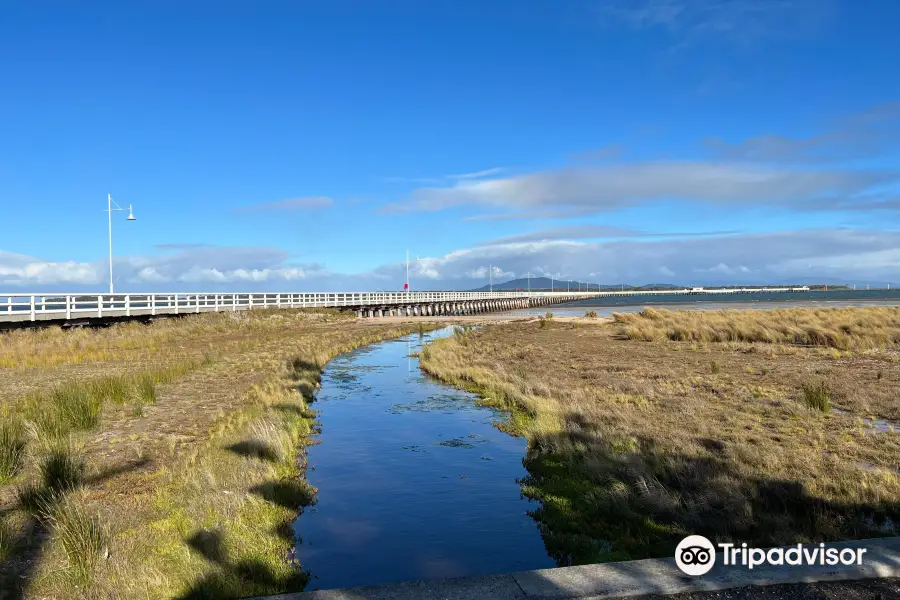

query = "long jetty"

[{"left": 0, "top": 286, "right": 811, "bottom": 328}]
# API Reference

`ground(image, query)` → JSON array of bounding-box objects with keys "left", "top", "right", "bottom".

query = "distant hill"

[
  {"left": 470, "top": 277, "right": 623, "bottom": 292},
  {"left": 633, "top": 283, "right": 683, "bottom": 290},
  {"left": 470, "top": 278, "right": 696, "bottom": 292}
]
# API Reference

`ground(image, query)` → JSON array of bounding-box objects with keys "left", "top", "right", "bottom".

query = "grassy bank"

[
  {"left": 420, "top": 307, "right": 900, "bottom": 566},
  {"left": 0, "top": 310, "right": 438, "bottom": 599},
  {"left": 614, "top": 306, "right": 900, "bottom": 349}
]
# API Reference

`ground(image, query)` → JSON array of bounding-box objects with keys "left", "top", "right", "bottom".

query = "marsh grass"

[
  {"left": 2, "top": 312, "right": 439, "bottom": 599},
  {"left": 802, "top": 380, "right": 832, "bottom": 412},
  {"left": 0, "top": 308, "right": 352, "bottom": 371},
  {"left": 11, "top": 320, "right": 437, "bottom": 599},
  {"left": 0, "top": 517, "right": 11, "bottom": 561},
  {"left": 89, "top": 376, "right": 130, "bottom": 405},
  {"left": 17, "top": 358, "right": 208, "bottom": 440},
  {"left": 615, "top": 306, "right": 900, "bottom": 350},
  {"left": 585, "top": 310, "right": 599, "bottom": 319},
  {"left": 420, "top": 316, "right": 900, "bottom": 566},
  {"left": 136, "top": 374, "right": 157, "bottom": 404},
  {"left": 49, "top": 499, "right": 108, "bottom": 585},
  {"left": 19, "top": 449, "right": 85, "bottom": 517},
  {"left": 0, "top": 417, "right": 25, "bottom": 483}
]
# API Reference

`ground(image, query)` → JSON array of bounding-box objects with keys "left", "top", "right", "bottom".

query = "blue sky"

[{"left": 1, "top": 0, "right": 899, "bottom": 291}]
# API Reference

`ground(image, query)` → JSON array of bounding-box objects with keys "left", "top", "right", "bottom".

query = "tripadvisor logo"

[
  {"left": 674, "top": 535, "right": 869, "bottom": 577},
  {"left": 675, "top": 535, "right": 716, "bottom": 576}
]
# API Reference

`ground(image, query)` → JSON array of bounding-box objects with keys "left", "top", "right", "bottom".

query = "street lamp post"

[
  {"left": 405, "top": 250, "right": 421, "bottom": 293},
  {"left": 106, "top": 194, "right": 136, "bottom": 294}
]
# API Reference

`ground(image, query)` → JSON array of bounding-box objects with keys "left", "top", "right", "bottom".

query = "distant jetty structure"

[{"left": 1, "top": 286, "right": 814, "bottom": 328}]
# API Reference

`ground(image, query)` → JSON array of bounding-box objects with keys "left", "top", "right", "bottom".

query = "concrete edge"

[{"left": 249, "top": 537, "right": 900, "bottom": 600}]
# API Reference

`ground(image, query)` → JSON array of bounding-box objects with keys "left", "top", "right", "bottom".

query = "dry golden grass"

[
  {"left": 420, "top": 309, "right": 900, "bottom": 566},
  {"left": 0, "top": 309, "right": 437, "bottom": 599},
  {"left": 614, "top": 306, "right": 900, "bottom": 350}
]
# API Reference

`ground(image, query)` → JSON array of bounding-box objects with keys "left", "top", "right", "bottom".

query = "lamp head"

[{"left": 127, "top": 205, "right": 136, "bottom": 221}]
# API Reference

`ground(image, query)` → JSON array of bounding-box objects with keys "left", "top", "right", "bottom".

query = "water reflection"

[{"left": 294, "top": 328, "right": 552, "bottom": 590}]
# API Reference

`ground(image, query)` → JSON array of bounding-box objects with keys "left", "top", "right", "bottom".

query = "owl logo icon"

[{"left": 675, "top": 535, "right": 716, "bottom": 576}]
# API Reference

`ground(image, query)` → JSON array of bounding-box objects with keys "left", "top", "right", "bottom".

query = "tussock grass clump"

[
  {"left": 136, "top": 374, "right": 157, "bottom": 404},
  {"left": 0, "top": 416, "right": 26, "bottom": 483},
  {"left": 49, "top": 499, "right": 108, "bottom": 585},
  {"left": 614, "top": 306, "right": 900, "bottom": 350},
  {"left": 545, "top": 312, "right": 555, "bottom": 320},
  {"left": 45, "top": 386, "right": 103, "bottom": 434},
  {"left": 88, "top": 376, "right": 130, "bottom": 405},
  {"left": 585, "top": 310, "right": 599, "bottom": 319},
  {"left": 19, "top": 449, "right": 85, "bottom": 516},
  {"left": 17, "top": 359, "right": 208, "bottom": 439},
  {"left": 802, "top": 380, "right": 832, "bottom": 412},
  {"left": 0, "top": 517, "right": 11, "bottom": 561},
  {"left": 36, "top": 449, "right": 84, "bottom": 496}
]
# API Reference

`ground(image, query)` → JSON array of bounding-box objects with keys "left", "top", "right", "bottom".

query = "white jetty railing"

[{"left": 0, "top": 287, "right": 813, "bottom": 324}]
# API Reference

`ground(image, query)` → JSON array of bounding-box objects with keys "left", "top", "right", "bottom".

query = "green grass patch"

[
  {"left": 19, "top": 449, "right": 85, "bottom": 517},
  {"left": 50, "top": 499, "right": 108, "bottom": 585},
  {"left": 0, "top": 417, "right": 26, "bottom": 483},
  {"left": 18, "top": 358, "right": 210, "bottom": 440},
  {"left": 801, "top": 380, "right": 831, "bottom": 412}
]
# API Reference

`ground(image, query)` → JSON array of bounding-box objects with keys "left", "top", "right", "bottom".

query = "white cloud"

[
  {"left": 597, "top": 0, "right": 834, "bottom": 49},
  {"left": 0, "top": 246, "right": 330, "bottom": 290},
  {"left": 693, "top": 263, "right": 751, "bottom": 275},
  {"left": 706, "top": 102, "right": 900, "bottom": 162},
  {"left": 446, "top": 167, "right": 504, "bottom": 180},
  {"left": 383, "top": 162, "right": 894, "bottom": 215},
  {"left": 478, "top": 225, "right": 741, "bottom": 245},
  {"left": 135, "top": 267, "right": 170, "bottom": 283},
  {"left": 7, "top": 228, "right": 900, "bottom": 291},
  {"left": 383, "top": 167, "right": 504, "bottom": 186},
  {"left": 0, "top": 251, "right": 103, "bottom": 286},
  {"left": 368, "top": 229, "right": 900, "bottom": 287}
]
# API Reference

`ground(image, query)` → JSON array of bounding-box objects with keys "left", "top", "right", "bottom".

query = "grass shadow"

[
  {"left": 250, "top": 480, "right": 317, "bottom": 510},
  {"left": 521, "top": 430, "right": 900, "bottom": 567},
  {"left": 178, "top": 526, "right": 307, "bottom": 600},
  {"left": 0, "top": 455, "right": 151, "bottom": 600},
  {"left": 225, "top": 441, "right": 280, "bottom": 463}
]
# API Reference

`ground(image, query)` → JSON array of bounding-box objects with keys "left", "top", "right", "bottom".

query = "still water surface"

[
  {"left": 294, "top": 327, "right": 553, "bottom": 590},
  {"left": 504, "top": 289, "right": 900, "bottom": 318}
]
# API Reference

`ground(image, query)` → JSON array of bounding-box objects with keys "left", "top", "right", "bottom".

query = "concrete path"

[{"left": 251, "top": 537, "right": 900, "bottom": 600}]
